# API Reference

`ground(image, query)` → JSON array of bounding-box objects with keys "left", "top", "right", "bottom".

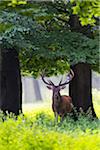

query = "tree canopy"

[{"left": 0, "top": 0, "right": 99, "bottom": 77}]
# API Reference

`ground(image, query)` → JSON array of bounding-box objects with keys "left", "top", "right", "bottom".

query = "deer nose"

[{"left": 55, "top": 94, "right": 57, "bottom": 97}]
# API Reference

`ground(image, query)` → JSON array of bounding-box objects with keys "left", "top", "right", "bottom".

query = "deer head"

[{"left": 41, "top": 69, "right": 74, "bottom": 98}]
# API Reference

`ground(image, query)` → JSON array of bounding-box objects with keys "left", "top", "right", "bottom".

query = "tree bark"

[
  {"left": 69, "top": 63, "right": 97, "bottom": 117},
  {"left": 68, "top": 14, "right": 93, "bottom": 38},
  {"left": 0, "top": 48, "right": 22, "bottom": 115}
]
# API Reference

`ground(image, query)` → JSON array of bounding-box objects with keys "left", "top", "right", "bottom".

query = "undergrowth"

[{"left": 0, "top": 106, "right": 100, "bottom": 150}]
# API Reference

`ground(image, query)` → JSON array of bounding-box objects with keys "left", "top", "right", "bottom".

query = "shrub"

[{"left": 0, "top": 107, "right": 100, "bottom": 150}]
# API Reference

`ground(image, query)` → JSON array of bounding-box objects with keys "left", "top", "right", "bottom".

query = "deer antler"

[
  {"left": 59, "top": 77, "right": 63, "bottom": 85},
  {"left": 41, "top": 70, "right": 54, "bottom": 86},
  {"left": 58, "top": 69, "right": 74, "bottom": 86}
]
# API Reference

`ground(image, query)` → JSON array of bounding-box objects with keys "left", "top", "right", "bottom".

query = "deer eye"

[{"left": 46, "top": 86, "right": 53, "bottom": 90}]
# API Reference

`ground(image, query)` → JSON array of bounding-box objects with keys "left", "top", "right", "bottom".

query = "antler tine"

[
  {"left": 41, "top": 70, "right": 54, "bottom": 86},
  {"left": 48, "top": 80, "right": 54, "bottom": 86},
  {"left": 59, "top": 69, "right": 74, "bottom": 86},
  {"left": 41, "top": 75, "right": 52, "bottom": 86},
  {"left": 59, "top": 77, "right": 63, "bottom": 86}
]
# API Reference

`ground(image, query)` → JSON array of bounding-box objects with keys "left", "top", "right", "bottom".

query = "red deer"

[{"left": 41, "top": 69, "right": 75, "bottom": 122}]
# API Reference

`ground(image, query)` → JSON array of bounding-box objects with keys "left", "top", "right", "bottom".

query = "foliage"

[
  {"left": 0, "top": 89, "right": 100, "bottom": 150},
  {"left": 0, "top": 0, "right": 99, "bottom": 77},
  {"left": 0, "top": 10, "right": 39, "bottom": 50},
  {"left": 0, "top": 105, "right": 100, "bottom": 150},
  {"left": 8, "top": 0, "right": 27, "bottom": 7},
  {"left": 71, "top": 0, "right": 100, "bottom": 26},
  {"left": 19, "top": 30, "right": 99, "bottom": 76},
  {"left": 7, "top": 0, "right": 100, "bottom": 26}
]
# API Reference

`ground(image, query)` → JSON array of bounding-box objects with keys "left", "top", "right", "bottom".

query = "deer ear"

[
  {"left": 60, "top": 86, "right": 66, "bottom": 90},
  {"left": 46, "top": 86, "right": 53, "bottom": 90}
]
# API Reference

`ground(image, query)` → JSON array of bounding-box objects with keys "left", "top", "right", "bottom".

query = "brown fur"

[{"left": 52, "top": 95, "right": 73, "bottom": 120}]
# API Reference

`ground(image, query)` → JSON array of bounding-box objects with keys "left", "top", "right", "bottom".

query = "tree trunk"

[
  {"left": 0, "top": 48, "right": 22, "bottom": 115},
  {"left": 69, "top": 63, "right": 97, "bottom": 117},
  {"left": 34, "top": 79, "right": 42, "bottom": 101},
  {"left": 68, "top": 14, "right": 93, "bottom": 38},
  {"left": 68, "top": 15, "right": 96, "bottom": 117}
]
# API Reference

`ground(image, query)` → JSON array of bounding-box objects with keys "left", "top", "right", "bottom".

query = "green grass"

[{"left": 0, "top": 89, "right": 100, "bottom": 150}]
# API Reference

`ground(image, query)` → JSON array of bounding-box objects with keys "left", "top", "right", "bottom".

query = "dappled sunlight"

[
  {"left": 22, "top": 101, "right": 53, "bottom": 117},
  {"left": 92, "top": 89, "right": 100, "bottom": 118},
  {"left": 23, "top": 88, "right": 100, "bottom": 119},
  {"left": 94, "top": 103, "right": 100, "bottom": 118}
]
